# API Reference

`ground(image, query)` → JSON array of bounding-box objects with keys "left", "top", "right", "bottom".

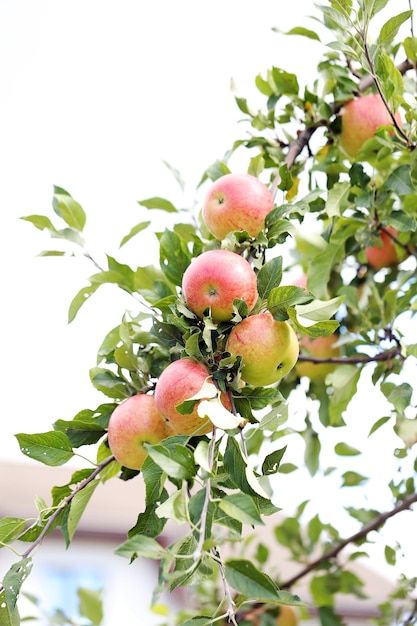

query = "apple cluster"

[{"left": 107, "top": 173, "right": 303, "bottom": 470}]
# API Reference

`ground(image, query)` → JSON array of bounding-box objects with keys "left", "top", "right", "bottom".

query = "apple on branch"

[
  {"left": 154, "top": 357, "right": 232, "bottom": 436},
  {"left": 226, "top": 311, "right": 299, "bottom": 386},
  {"left": 107, "top": 393, "right": 174, "bottom": 470},
  {"left": 202, "top": 172, "right": 274, "bottom": 240},
  {"left": 295, "top": 334, "right": 341, "bottom": 381},
  {"left": 339, "top": 93, "right": 402, "bottom": 158},
  {"left": 181, "top": 249, "right": 259, "bottom": 323},
  {"left": 365, "top": 225, "right": 407, "bottom": 270}
]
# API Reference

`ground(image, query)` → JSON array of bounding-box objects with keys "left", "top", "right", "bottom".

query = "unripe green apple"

[
  {"left": 365, "top": 226, "right": 406, "bottom": 270},
  {"left": 107, "top": 393, "right": 173, "bottom": 470},
  {"left": 182, "top": 249, "right": 259, "bottom": 322},
  {"left": 202, "top": 172, "right": 274, "bottom": 240},
  {"left": 339, "top": 93, "right": 402, "bottom": 158},
  {"left": 154, "top": 357, "right": 231, "bottom": 436},
  {"left": 295, "top": 334, "right": 340, "bottom": 381},
  {"left": 226, "top": 311, "right": 299, "bottom": 386}
]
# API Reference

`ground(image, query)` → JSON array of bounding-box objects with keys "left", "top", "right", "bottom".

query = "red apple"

[
  {"left": 182, "top": 249, "right": 259, "bottom": 322},
  {"left": 107, "top": 393, "right": 173, "bottom": 470},
  {"left": 295, "top": 334, "right": 340, "bottom": 381},
  {"left": 154, "top": 357, "right": 231, "bottom": 436},
  {"left": 365, "top": 226, "right": 404, "bottom": 270},
  {"left": 226, "top": 312, "right": 299, "bottom": 386},
  {"left": 339, "top": 93, "right": 402, "bottom": 158},
  {"left": 202, "top": 172, "right": 274, "bottom": 240}
]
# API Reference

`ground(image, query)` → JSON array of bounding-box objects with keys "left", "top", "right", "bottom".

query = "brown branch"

[
  {"left": 280, "top": 491, "right": 417, "bottom": 590},
  {"left": 0, "top": 455, "right": 115, "bottom": 594},
  {"left": 297, "top": 346, "right": 403, "bottom": 366}
]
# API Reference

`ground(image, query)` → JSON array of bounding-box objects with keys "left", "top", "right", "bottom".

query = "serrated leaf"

[
  {"left": 2, "top": 558, "right": 33, "bottom": 612},
  {"left": 145, "top": 442, "right": 196, "bottom": 480},
  {"left": 225, "top": 559, "right": 303, "bottom": 605},
  {"left": 119, "top": 221, "right": 151, "bottom": 248},
  {"left": 378, "top": 11, "right": 413, "bottom": 46},
  {"left": 68, "top": 284, "right": 100, "bottom": 323},
  {"left": 65, "top": 479, "right": 99, "bottom": 544},
  {"left": 0, "top": 590, "right": 20, "bottom": 626},
  {"left": 294, "top": 296, "right": 343, "bottom": 325},
  {"left": 15, "top": 432, "right": 74, "bottom": 466},
  {"left": 257, "top": 257, "right": 283, "bottom": 300},
  {"left": 0, "top": 518, "right": 27, "bottom": 545}
]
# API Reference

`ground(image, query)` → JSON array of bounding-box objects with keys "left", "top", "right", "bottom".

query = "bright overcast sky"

[{"left": 1, "top": 0, "right": 415, "bottom": 582}]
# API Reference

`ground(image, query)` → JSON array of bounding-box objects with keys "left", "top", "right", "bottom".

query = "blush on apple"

[
  {"left": 107, "top": 393, "right": 173, "bottom": 470},
  {"left": 226, "top": 311, "right": 299, "bottom": 386},
  {"left": 339, "top": 93, "right": 402, "bottom": 158},
  {"left": 202, "top": 172, "right": 274, "bottom": 240},
  {"left": 181, "top": 249, "right": 259, "bottom": 322},
  {"left": 295, "top": 334, "right": 341, "bottom": 381},
  {"left": 154, "top": 357, "right": 231, "bottom": 436}
]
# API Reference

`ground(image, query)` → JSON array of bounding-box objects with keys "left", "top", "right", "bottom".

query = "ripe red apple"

[
  {"left": 201, "top": 172, "right": 274, "bottom": 240},
  {"left": 365, "top": 226, "right": 405, "bottom": 270},
  {"left": 339, "top": 93, "right": 402, "bottom": 157},
  {"left": 295, "top": 334, "right": 340, "bottom": 381},
  {"left": 226, "top": 311, "right": 299, "bottom": 386},
  {"left": 107, "top": 393, "right": 173, "bottom": 470},
  {"left": 276, "top": 605, "right": 299, "bottom": 626},
  {"left": 182, "top": 249, "right": 259, "bottom": 322},
  {"left": 154, "top": 357, "right": 231, "bottom": 436}
]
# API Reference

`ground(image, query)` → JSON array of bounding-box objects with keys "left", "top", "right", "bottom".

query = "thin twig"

[
  {"left": 280, "top": 491, "right": 417, "bottom": 590},
  {"left": 297, "top": 346, "right": 403, "bottom": 366},
  {"left": 194, "top": 427, "right": 217, "bottom": 561},
  {"left": 212, "top": 547, "right": 238, "bottom": 625}
]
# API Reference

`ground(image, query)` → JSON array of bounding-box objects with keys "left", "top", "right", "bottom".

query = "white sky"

[{"left": 0, "top": 0, "right": 415, "bottom": 586}]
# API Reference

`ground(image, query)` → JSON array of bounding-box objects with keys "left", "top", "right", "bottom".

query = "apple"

[
  {"left": 201, "top": 172, "right": 274, "bottom": 240},
  {"left": 154, "top": 357, "right": 231, "bottom": 435},
  {"left": 182, "top": 249, "right": 259, "bottom": 322},
  {"left": 226, "top": 311, "right": 299, "bottom": 386},
  {"left": 276, "top": 605, "right": 299, "bottom": 626},
  {"left": 295, "top": 334, "right": 340, "bottom": 381},
  {"left": 365, "top": 226, "right": 405, "bottom": 270},
  {"left": 107, "top": 393, "right": 173, "bottom": 470},
  {"left": 339, "top": 93, "right": 402, "bottom": 157}
]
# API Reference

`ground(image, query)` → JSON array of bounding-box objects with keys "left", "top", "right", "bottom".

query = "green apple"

[
  {"left": 202, "top": 172, "right": 274, "bottom": 240},
  {"left": 107, "top": 393, "right": 173, "bottom": 470},
  {"left": 339, "top": 93, "right": 402, "bottom": 158},
  {"left": 182, "top": 249, "right": 259, "bottom": 322},
  {"left": 276, "top": 605, "right": 299, "bottom": 626},
  {"left": 226, "top": 311, "right": 299, "bottom": 386},
  {"left": 154, "top": 357, "right": 232, "bottom": 436}
]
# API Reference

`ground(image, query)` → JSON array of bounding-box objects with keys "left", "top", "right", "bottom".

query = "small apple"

[
  {"left": 365, "top": 226, "right": 406, "bottom": 270},
  {"left": 339, "top": 93, "right": 402, "bottom": 158},
  {"left": 182, "top": 249, "right": 259, "bottom": 322},
  {"left": 154, "top": 357, "right": 231, "bottom": 435},
  {"left": 276, "top": 605, "right": 299, "bottom": 626},
  {"left": 201, "top": 172, "right": 274, "bottom": 240},
  {"left": 107, "top": 393, "right": 173, "bottom": 470},
  {"left": 296, "top": 334, "right": 340, "bottom": 381},
  {"left": 226, "top": 311, "right": 299, "bottom": 386}
]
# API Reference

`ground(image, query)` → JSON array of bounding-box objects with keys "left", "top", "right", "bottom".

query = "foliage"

[{"left": 2, "top": 1, "right": 417, "bottom": 625}]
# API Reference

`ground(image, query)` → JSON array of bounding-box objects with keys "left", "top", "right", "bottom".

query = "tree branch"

[
  {"left": 280, "top": 491, "right": 417, "bottom": 590},
  {"left": 0, "top": 454, "right": 116, "bottom": 595},
  {"left": 297, "top": 346, "right": 403, "bottom": 366}
]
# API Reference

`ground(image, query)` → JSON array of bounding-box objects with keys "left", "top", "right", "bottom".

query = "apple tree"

[{"left": 1, "top": 1, "right": 417, "bottom": 625}]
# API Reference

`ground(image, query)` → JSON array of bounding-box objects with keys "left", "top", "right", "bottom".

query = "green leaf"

[
  {"left": 0, "top": 590, "right": 20, "bottom": 626},
  {"left": 378, "top": 11, "right": 413, "bottom": 46},
  {"left": 285, "top": 26, "right": 321, "bottom": 41},
  {"left": 156, "top": 483, "right": 190, "bottom": 525},
  {"left": 257, "top": 257, "right": 283, "bottom": 300},
  {"left": 145, "top": 441, "right": 196, "bottom": 480},
  {"left": 2, "top": 558, "right": 33, "bottom": 612},
  {"left": 77, "top": 587, "right": 103, "bottom": 625},
  {"left": 219, "top": 493, "right": 264, "bottom": 526},
  {"left": 384, "top": 544, "right": 396, "bottom": 566},
  {"left": 138, "top": 196, "right": 178, "bottom": 212},
  {"left": 341, "top": 471, "right": 368, "bottom": 487},
  {"left": 262, "top": 447, "right": 287, "bottom": 475},
  {"left": 115, "top": 534, "right": 167, "bottom": 560},
  {"left": 20, "top": 214, "right": 60, "bottom": 234},
  {"left": 89, "top": 368, "right": 131, "bottom": 400},
  {"left": 119, "top": 221, "right": 151, "bottom": 248},
  {"left": 158, "top": 228, "right": 191, "bottom": 286},
  {"left": 225, "top": 559, "right": 303, "bottom": 604},
  {"left": 64, "top": 479, "right": 99, "bottom": 544},
  {"left": 325, "top": 181, "right": 350, "bottom": 217},
  {"left": 334, "top": 443, "right": 361, "bottom": 456},
  {"left": 15, "top": 432, "right": 74, "bottom": 466},
  {"left": 53, "top": 187, "right": 86, "bottom": 231},
  {"left": 0, "top": 518, "right": 27, "bottom": 545},
  {"left": 68, "top": 284, "right": 100, "bottom": 323}
]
